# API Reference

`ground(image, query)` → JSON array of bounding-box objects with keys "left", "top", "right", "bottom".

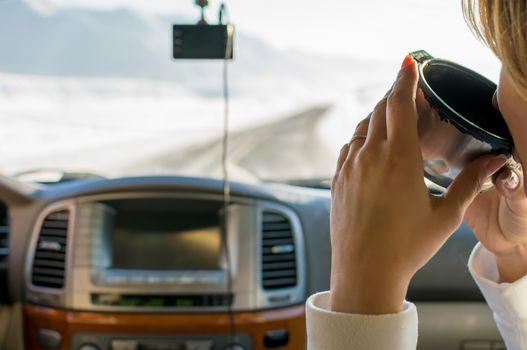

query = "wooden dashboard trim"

[{"left": 23, "top": 303, "right": 306, "bottom": 349}]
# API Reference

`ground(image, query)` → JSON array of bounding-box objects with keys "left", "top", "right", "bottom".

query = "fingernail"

[
  {"left": 401, "top": 54, "right": 414, "bottom": 69},
  {"left": 502, "top": 171, "right": 520, "bottom": 190},
  {"left": 486, "top": 155, "right": 508, "bottom": 177}
]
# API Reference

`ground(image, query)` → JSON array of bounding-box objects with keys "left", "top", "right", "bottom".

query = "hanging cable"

[{"left": 219, "top": 2, "right": 237, "bottom": 345}]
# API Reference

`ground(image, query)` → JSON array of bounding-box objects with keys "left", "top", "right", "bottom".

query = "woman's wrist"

[
  {"left": 495, "top": 244, "right": 527, "bottom": 283},
  {"left": 330, "top": 271, "right": 410, "bottom": 315}
]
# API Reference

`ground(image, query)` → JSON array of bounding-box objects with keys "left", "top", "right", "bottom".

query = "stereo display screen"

[{"left": 111, "top": 210, "right": 222, "bottom": 270}]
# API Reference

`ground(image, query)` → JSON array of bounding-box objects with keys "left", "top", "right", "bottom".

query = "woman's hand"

[
  {"left": 465, "top": 166, "right": 527, "bottom": 282},
  {"left": 330, "top": 55, "right": 508, "bottom": 315}
]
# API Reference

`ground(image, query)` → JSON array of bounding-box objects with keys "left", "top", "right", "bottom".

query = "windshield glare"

[{"left": 0, "top": 0, "right": 501, "bottom": 183}]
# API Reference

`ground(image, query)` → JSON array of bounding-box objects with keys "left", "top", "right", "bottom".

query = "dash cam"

[{"left": 172, "top": 24, "right": 234, "bottom": 60}]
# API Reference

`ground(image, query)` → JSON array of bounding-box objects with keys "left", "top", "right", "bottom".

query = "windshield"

[{"left": 0, "top": 0, "right": 501, "bottom": 183}]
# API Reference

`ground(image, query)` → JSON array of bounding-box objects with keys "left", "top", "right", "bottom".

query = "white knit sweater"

[{"left": 306, "top": 243, "right": 527, "bottom": 350}]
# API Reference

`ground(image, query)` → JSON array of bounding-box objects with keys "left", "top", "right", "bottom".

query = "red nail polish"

[{"left": 401, "top": 54, "right": 414, "bottom": 69}]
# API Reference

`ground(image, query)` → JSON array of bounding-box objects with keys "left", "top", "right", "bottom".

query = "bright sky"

[{"left": 45, "top": 0, "right": 501, "bottom": 79}]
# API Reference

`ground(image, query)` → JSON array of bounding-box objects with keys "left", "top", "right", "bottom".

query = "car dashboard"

[{"left": 0, "top": 175, "right": 504, "bottom": 349}]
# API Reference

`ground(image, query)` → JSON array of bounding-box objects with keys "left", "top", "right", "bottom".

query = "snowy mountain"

[{"left": 0, "top": 0, "right": 394, "bottom": 96}]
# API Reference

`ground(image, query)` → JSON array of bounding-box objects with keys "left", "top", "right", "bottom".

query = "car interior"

[{"left": 0, "top": 0, "right": 509, "bottom": 349}]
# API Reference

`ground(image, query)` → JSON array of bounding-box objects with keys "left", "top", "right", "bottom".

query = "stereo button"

[
  {"left": 111, "top": 340, "right": 139, "bottom": 350},
  {"left": 36, "top": 329, "right": 62, "bottom": 349},
  {"left": 77, "top": 344, "right": 100, "bottom": 350},
  {"left": 264, "top": 329, "right": 289, "bottom": 348}
]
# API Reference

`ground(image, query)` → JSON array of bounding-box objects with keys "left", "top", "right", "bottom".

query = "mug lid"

[{"left": 410, "top": 50, "right": 514, "bottom": 153}]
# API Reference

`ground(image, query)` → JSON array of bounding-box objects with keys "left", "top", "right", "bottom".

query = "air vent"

[
  {"left": 31, "top": 210, "right": 69, "bottom": 289},
  {"left": 261, "top": 211, "right": 297, "bottom": 290},
  {"left": 0, "top": 204, "right": 8, "bottom": 263}
]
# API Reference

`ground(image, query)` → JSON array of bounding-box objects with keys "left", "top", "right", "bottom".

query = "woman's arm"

[
  {"left": 469, "top": 243, "right": 527, "bottom": 350},
  {"left": 328, "top": 56, "right": 505, "bottom": 315},
  {"left": 306, "top": 292, "right": 417, "bottom": 350},
  {"left": 306, "top": 55, "right": 507, "bottom": 349},
  {"left": 464, "top": 165, "right": 527, "bottom": 350}
]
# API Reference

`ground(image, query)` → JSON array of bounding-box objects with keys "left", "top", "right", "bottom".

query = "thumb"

[{"left": 441, "top": 154, "right": 509, "bottom": 216}]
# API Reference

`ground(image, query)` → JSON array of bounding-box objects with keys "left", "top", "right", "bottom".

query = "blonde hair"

[{"left": 462, "top": 0, "right": 527, "bottom": 99}]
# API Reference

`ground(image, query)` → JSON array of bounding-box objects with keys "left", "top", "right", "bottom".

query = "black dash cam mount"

[{"left": 172, "top": 0, "right": 234, "bottom": 60}]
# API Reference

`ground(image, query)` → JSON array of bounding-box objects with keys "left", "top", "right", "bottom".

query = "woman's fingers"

[
  {"left": 334, "top": 143, "right": 350, "bottom": 177},
  {"left": 335, "top": 115, "right": 371, "bottom": 185},
  {"left": 366, "top": 98, "right": 388, "bottom": 144},
  {"left": 345, "top": 117, "right": 370, "bottom": 165},
  {"left": 441, "top": 154, "right": 508, "bottom": 219},
  {"left": 494, "top": 166, "right": 527, "bottom": 245},
  {"left": 366, "top": 87, "right": 392, "bottom": 144},
  {"left": 495, "top": 166, "right": 526, "bottom": 201},
  {"left": 386, "top": 56, "right": 420, "bottom": 151}
]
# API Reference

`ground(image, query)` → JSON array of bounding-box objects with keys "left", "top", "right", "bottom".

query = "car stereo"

[
  {"left": 92, "top": 198, "right": 229, "bottom": 289},
  {"left": 25, "top": 194, "right": 306, "bottom": 313}
]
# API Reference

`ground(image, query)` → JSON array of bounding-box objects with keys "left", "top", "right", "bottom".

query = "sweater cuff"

[
  {"left": 306, "top": 291, "right": 418, "bottom": 350},
  {"left": 468, "top": 242, "right": 527, "bottom": 320}
]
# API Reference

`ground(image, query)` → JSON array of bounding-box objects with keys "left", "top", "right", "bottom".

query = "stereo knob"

[
  {"left": 77, "top": 344, "right": 100, "bottom": 350},
  {"left": 223, "top": 345, "right": 246, "bottom": 350}
]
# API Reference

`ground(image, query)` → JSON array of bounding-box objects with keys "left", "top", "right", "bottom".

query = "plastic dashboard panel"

[
  {"left": 0, "top": 175, "right": 506, "bottom": 350},
  {"left": 22, "top": 193, "right": 307, "bottom": 312},
  {"left": 0, "top": 174, "right": 485, "bottom": 304}
]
